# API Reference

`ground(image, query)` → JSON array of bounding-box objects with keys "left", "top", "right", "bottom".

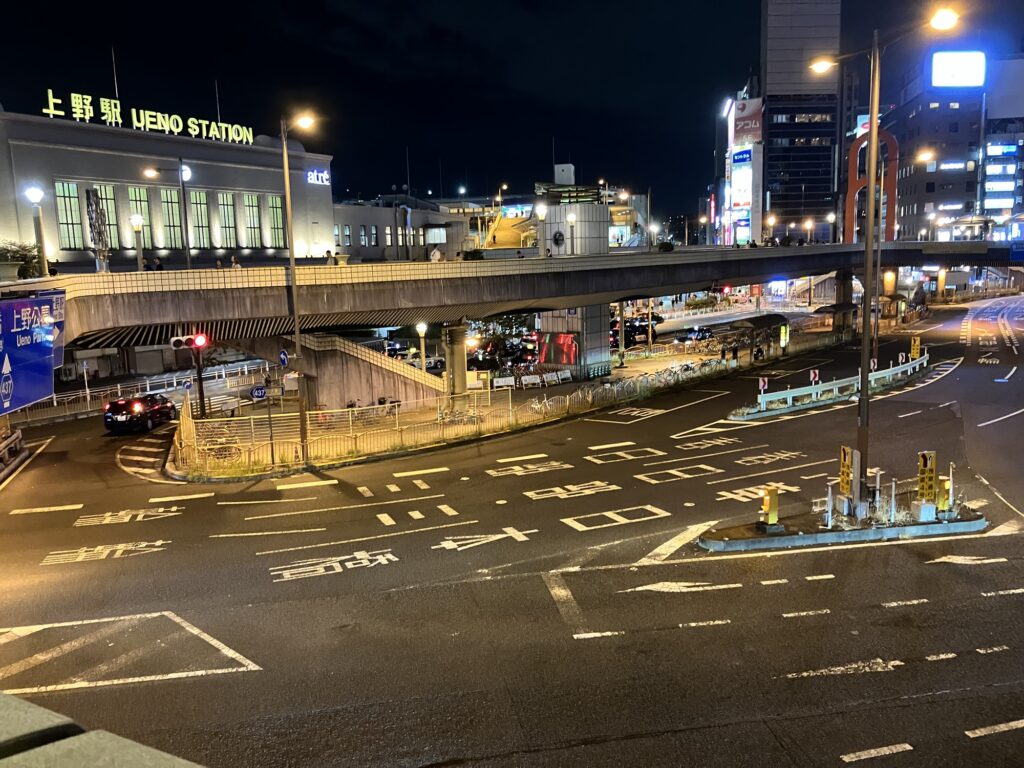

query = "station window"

[
  {"left": 418, "top": 227, "right": 425, "bottom": 246},
  {"left": 267, "top": 195, "right": 286, "bottom": 248},
  {"left": 397, "top": 226, "right": 405, "bottom": 247},
  {"left": 160, "top": 188, "right": 183, "bottom": 249},
  {"left": 949, "top": 102, "right": 960, "bottom": 110},
  {"left": 359, "top": 225, "right": 367, "bottom": 247},
  {"left": 333, "top": 225, "right": 340, "bottom": 246},
  {"left": 191, "top": 190, "right": 211, "bottom": 249},
  {"left": 929, "top": 102, "right": 940, "bottom": 109},
  {"left": 385, "top": 225, "right": 393, "bottom": 247},
  {"left": 370, "top": 225, "right": 379, "bottom": 246},
  {"left": 53, "top": 181, "right": 84, "bottom": 250},
  {"left": 343, "top": 224, "right": 351, "bottom": 247},
  {"left": 94, "top": 184, "right": 119, "bottom": 249},
  {"left": 243, "top": 194, "right": 261, "bottom": 248},
  {"left": 218, "top": 193, "right": 237, "bottom": 248},
  {"left": 127, "top": 186, "right": 152, "bottom": 249}
]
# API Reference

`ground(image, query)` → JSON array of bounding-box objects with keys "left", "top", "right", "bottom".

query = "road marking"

[
  {"left": 149, "top": 492, "right": 214, "bottom": 503},
  {"left": 982, "top": 588, "right": 1024, "bottom": 597},
  {"left": 245, "top": 494, "right": 445, "bottom": 520},
  {"left": 785, "top": 658, "right": 904, "bottom": 679},
  {"left": 377, "top": 514, "right": 396, "bottom": 526},
  {"left": 542, "top": 572, "right": 586, "bottom": 635},
  {"left": 705, "top": 459, "right": 837, "bottom": 485},
  {"left": 140, "top": 438, "right": 166, "bottom": 444},
  {"left": 965, "top": 718, "right": 1024, "bottom": 739},
  {"left": 10, "top": 503, "right": 84, "bottom": 515},
  {"left": 782, "top": 609, "right": 830, "bottom": 618},
  {"left": 0, "top": 436, "right": 54, "bottom": 492},
  {"left": 645, "top": 445, "right": 768, "bottom": 467},
  {"left": 897, "top": 410, "right": 922, "bottom": 419},
  {"left": 393, "top": 467, "right": 449, "bottom": 477},
  {"left": 119, "top": 455, "right": 162, "bottom": 463},
  {"left": 386, "top": 484, "right": 401, "bottom": 492},
  {"left": 438, "top": 504, "right": 459, "bottom": 516},
  {"left": 995, "top": 366, "right": 1018, "bottom": 383},
  {"left": 927, "top": 555, "right": 1007, "bottom": 565},
  {"left": 412, "top": 479, "right": 430, "bottom": 490},
  {"left": 255, "top": 519, "right": 478, "bottom": 556},
  {"left": 976, "top": 645, "right": 1009, "bottom": 654},
  {"left": 356, "top": 487, "right": 374, "bottom": 497},
  {"left": 217, "top": 497, "right": 317, "bottom": 506},
  {"left": 977, "top": 406, "right": 1024, "bottom": 427},
  {"left": 805, "top": 574, "right": 835, "bottom": 581},
  {"left": 209, "top": 529, "right": 327, "bottom": 538},
  {"left": 840, "top": 744, "right": 914, "bottom": 763},
  {"left": 573, "top": 631, "right": 624, "bottom": 640},
  {"left": 408, "top": 510, "right": 425, "bottom": 519},
  {"left": 562, "top": 505, "right": 671, "bottom": 532},
  {"left": 882, "top": 599, "right": 929, "bottom": 608},
  {"left": 587, "top": 441, "right": 635, "bottom": 450},
  {"left": 621, "top": 581, "right": 742, "bottom": 594},
  {"left": 496, "top": 454, "right": 547, "bottom": 463},
  {"left": 275, "top": 479, "right": 338, "bottom": 490},
  {"left": 127, "top": 446, "right": 165, "bottom": 453},
  {"left": 636, "top": 465, "right": 724, "bottom": 484},
  {"left": 682, "top": 619, "right": 731, "bottom": 628},
  {"left": 0, "top": 619, "right": 140, "bottom": 682},
  {"left": 635, "top": 521, "right": 720, "bottom": 565},
  {"left": 926, "top": 653, "right": 957, "bottom": 662},
  {"left": 761, "top": 579, "right": 789, "bottom": 585}
]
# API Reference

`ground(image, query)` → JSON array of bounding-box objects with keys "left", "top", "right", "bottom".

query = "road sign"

[
  {"left": 758, "top": 377, "right": 768, "bottom": 393},
  {"left": 870, "top": 358, "right": 878, "bottom": 372},
  {"left": 279, "top": 350, "right": 289, "bottom": 368},
  {"left": 779, "top": 324, "right": 790, "bottom": 349},
  {"left": 810, "top": 369, "right": 820, "bottom": 384},
  {"left": 37, "top": 290, "right": 66, "bottom": 370},
  {"left": 183, "top": 380, "right": 192, "bottom": 390},
  {"left": 917, "top": 451, "right": 937, "bottom": 502},
  {"left": 0, "top": 296, "right": 57, "bottom": 416},
  {"left": 839, "top": 445, "right": 856, "bottom": 498},
  {"left": 910, "top": 336, "right": 921, "bottom": 360},
  {"left": 899, "top": 352, "right": 906, "bottom": 364},
  {"left": 250, "top": 385, "right": 267, "bottom": 401}
]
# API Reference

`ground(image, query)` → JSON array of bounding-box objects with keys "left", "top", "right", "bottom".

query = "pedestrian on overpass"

[
  {"left": 230, "top": 256, "right": 242, "bottom": 269},
  {"left": 429, "top": 246, "right": 442, "bottom": 263}
]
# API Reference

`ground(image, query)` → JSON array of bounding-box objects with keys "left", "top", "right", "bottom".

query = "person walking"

[
  {"left": 152, "top": 257, "right": 164, "bottom": 271},
  {"left": 230, "top": 255, "right": 242, "bottom": 269},
  {"left": 324, "top": 249, "right": 337, "bottom": 266},
  {"left": 429, "top": 245, "right": 442, "bottom": 263}
]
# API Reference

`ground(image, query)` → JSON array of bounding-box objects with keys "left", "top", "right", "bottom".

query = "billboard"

[
  {"left": 536, "top": 333, "right": 579, "bottom": 366},
  {"left": 733, "top": 98, "right": 763, "bottom": 145},
  {"left": 932, "top": 51, "right": 986, "bottom": 88}
]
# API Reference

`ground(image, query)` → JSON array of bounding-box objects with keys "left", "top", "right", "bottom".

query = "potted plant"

[{"left": 0, "top": 241, "right": 41, "bottom": 281}]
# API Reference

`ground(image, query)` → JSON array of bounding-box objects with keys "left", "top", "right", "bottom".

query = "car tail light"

[
  {"left": 132, "top": 401, "right": 144, "bottom": 414},
  {"left": 104, "top": 403, "right": 110, "bottom": 411}
]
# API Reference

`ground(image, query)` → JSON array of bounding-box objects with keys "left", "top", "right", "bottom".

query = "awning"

[
  {"left": 813, "top": 302, "right": 858, "bottom": 315},
  {"left": 730, "top": 313, "right": 789, "bottom": 330},
  {"left": 882, "top": 293, "right": 909, "bottom": 302}
]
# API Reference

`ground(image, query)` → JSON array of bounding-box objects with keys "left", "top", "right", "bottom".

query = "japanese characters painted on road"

[
  {"left": 562, "top": 505, "right": 671, "bottom": 532},
  {"left": 910, "top": 336, "right": 922, "bottom": 360},
  {"left": 523, "top": 481, "right": 620, "bottom": 500},
  {"left": 758, "top": 377, "right": 768, "bottom": 393},
  {"left": 74, "top": 507, "right": 183, "bottom": 527},
  {"left": 487, "top": 461, "right": 573, "bottom": 477},
  {"left": 431, "top": 527, "right": 538, "bottom": 552},
  {"left": 810, "top": 369, "right": 820, "bottom": 384},
  {"left": 917, "top": 451, "right": 937, "bottom": 503},
  {"left": 839, "top": 445, "right": 857, "bottom": 498},
  {"left": 270, "top": 549, "right": 397, "bottom": 583},
  {"left": 0, "top": 295, "right": 60, "bottom": 415},
  {"left": 41, "top": 540, "right": 171, "bottom": 566}
]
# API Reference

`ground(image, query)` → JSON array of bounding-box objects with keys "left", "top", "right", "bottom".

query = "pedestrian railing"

[{"left": 755, "top": 353, "right": 929, "bottom": 412}]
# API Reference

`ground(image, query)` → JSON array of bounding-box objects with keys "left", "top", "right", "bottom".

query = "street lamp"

[
  {"left": 617, "top": 190, "right": 629, "bottom": 202},
  {"left": 280, "top": 111, "right": 317, "bottom": 358},
  {"left": 24, "top": 187, "right": 47, "bottom": 279},
  {"left": 415, "top": 322, "right": 428, "bottom": 371},
  {"left": 567, "top": 212, "right": 577, "bottom": 256},
  {"left": 927, "top": 211, "right": 937, "bottom": 241},
  {"left": 827, "top": 212, "right": 837, "bottom": 243},
  {"left": 919, "top": 228, "right": 928, "bottom": 240},
  {"left": 810, "top": 6, "right": 959, "bottom": 501},
  {"left": 648, "top": 222, "right": 660, "bottom": 253},
  {"left": 143, "top": 162, "right": 193, "bottom": 267},
  {"left": 699, "top": 215, "right": 708, "bottom": 245},
  {"left": 535, "top": 202, "right": 548, "bottom": 251},
  {"left": 915, "top": 149, "right": 936, "bottom": 164},
  {"left": 130, "top": 213, "right": 145, "bottom": 270}
]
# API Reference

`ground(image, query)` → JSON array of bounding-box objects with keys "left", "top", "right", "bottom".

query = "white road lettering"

[
  {"left": 585, "top": 447, "right": 666, "bottom": 464},
  {"left": 562, "top": 505, "right": 671, "bottom": 532},
  {"left": 270, "top": 549, "right": 398, "bottom": 583},
  {"left": 41, "top": 540, "right": 171, "bottom": 566},
  {"left": 256, "top": 519, "right": 478, "bottom": 557},
  {"left": 635, "top": 465, "right": 724, "bottom": 484},
  {"left": 74, "top": 508, "right": 182, "bottom": 527},
  {"left": 525, "top": 481, "right": 621, "bottom": 501},
  {"left": 431, "top": 527, "right": 538, "bottom": 552}
]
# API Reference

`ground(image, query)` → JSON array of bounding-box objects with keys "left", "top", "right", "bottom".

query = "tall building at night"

[{"left": 760, "top": 0, "right": 842, "bottom": 242}]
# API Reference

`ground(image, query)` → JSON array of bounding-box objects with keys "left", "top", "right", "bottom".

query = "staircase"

[{"left": 302, "top": 334, "right": 446, "bottom": 393}]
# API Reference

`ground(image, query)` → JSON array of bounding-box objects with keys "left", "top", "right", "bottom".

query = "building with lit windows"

[
  {"left": 0, "top": 107, "right": 336, "bottom": 269},
  {"left": 980, "top": 55, "right": 1024, "bottom": 241}
]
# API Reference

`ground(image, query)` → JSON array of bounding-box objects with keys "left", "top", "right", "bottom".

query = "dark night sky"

[{"left": 2, "top": 1, "right": 1023, "bottom": 216}]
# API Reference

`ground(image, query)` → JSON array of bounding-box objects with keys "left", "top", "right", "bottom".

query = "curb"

[
  {"left": 0, "top": 448, "right": 30, "bottom": 485},
  {"left": 698, "top": 515, "right": 988, "bottom": 552}
]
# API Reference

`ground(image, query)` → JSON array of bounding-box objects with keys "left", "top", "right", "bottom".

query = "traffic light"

[{"left": 171, "top": 334, "right": 209, "bottom": 350}]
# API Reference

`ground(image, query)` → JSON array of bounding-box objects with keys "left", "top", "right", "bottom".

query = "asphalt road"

[{"left": 3, "top": 298, "right": 1024, "bottom": 767}]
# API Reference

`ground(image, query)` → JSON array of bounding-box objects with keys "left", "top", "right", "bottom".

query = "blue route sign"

[
  {"left": 250, "top": 385, "right": 267, "bottom": 400},
  {"left": 1011, "top": 241, "right": 1024, "bottom": 263},
  {"left": 279, "top": 350, "right": 289, "bottom": 368},
  {"left": 37, "top": 290, "right": 66, "bottom": 370},
  {"left": 0, "top": 296, "right": 58, "bottom": 416}
]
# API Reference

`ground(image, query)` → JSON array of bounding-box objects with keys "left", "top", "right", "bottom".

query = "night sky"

[{"left": 2, "top": 1, "right": 1023, "bottom": 217}]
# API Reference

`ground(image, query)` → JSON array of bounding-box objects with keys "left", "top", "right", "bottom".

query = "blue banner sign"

[
  {"left": 1011, "top": 241, "right": 1024, "bottom": 263},
  {"left": 37, "top": 289, "right": 66, "bottom": 369},
  {"left": 0, "top": 296, "right": 58, "bottom": 416}
]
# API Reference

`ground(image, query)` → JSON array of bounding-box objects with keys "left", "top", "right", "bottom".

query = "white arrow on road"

[
  {"left": 620, "top": 581, "right": 742, "bottom": 594},
  {"left": 927, "top": 555, "right": 1008, "bottom": 565}
]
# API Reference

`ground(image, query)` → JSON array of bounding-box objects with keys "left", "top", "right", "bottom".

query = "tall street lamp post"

[
  {"left": 827, "top": 212, "right": 837, "bottom": 243},
  {"left": 567, "top": 212, "right": 577, "bottom": 256},
  {"left": 130, "top": 214, "right": 145, "bottom": 270},
  {"left": 144, "top": 162, "right": 193, "bottom": 268},
  {"left": 24, "top": 187, "right": 48, "bottom": 279},
  {"left": 280, "top": 112, "right": 316, "bottom": 359},
  {"left": 535, "top": 202, "right": 548, "bottom": 251},
  {"left": 416, "top": 322, "right": 428, "bottom": 372},
  {"left": 811, "top": 7, "right": 959, "bottom": 501}
]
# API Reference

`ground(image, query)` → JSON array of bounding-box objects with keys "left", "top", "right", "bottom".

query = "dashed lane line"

[
  {"left": 408, "top": 510, "right": 425, "bottom": 520},
  {"left": 926, "top": 653, "right": 957, "bottom": 662},
  {"left": 393, "top": 467, "right": 449, "bottom": 477},
  {"left": 981, "top": 588, "right": 1024, "bottom": 597},
  {"left": 965, "top": 718, "right": 1024, "bottom": 739},
  {"left": 840, "top": 744, "right": 914, "bottom": 763},
  {"left": 496, "top": 454, "right": 547, "bottom": 463},
  {"left": 255, "top": 519, "right": 478, "bottom": 556},
  {"left": 805, "top": 574, "right": 835, "bottom": 581},
  {"left": 216, "top": 497, "right": 317, "bottom": 506},
  {"left": 782, "top": 609, "right": 830, "bottom": 618},
  {"left": 11, "top": 504, "right": 84, "bottom": 516},
  {"left": 412, "top": 479, "right": 431, "bottom": 490},
  {"left": 149, "top": 493, "right": 214, "bottom": 503},
  {"left": 245, "top": 494, "right": 445, "bottom": 521},
  {"left": 882, "top": 599, "right": 929, "bottom": 608},
  {"left": 386, "top": 484, "right": 401, "bottom": 492},
  {"left": 705, "top": 459, "right": 837, "bottom": 485},
  {"left": 377, "top": 514, "right": 396, "bottom": 526},
  {"left": 976, "top": 645, "right": 1009, "bottom": 654},
  {"left": 438, "top": 505, "right": 459, "bottom": 516},
  {"left": 587, "top": 441, "right": 635, "bottom": 451},
  {"left": 761, "top": 579, "right": 789, "bottom": 585},
  {"left": 209, "top": 529, "right": 327, "bottom": 538},
  {"left": 357, "top": 487, "right": 374, "bottom": 497},
  {"left": 275, "top": 479, "right": 338, "bottom": 491}
]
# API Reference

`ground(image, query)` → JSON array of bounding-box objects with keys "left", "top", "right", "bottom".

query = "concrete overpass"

[{"left": 1, "top": 240, "right": 1010, "bottom": 406}]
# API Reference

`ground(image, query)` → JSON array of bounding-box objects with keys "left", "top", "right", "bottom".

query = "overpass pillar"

[
  {"left": 445, "top": 324, "right": 468, "bottom": 395},
  {"left": 835, "top": 269, "right": 855, "bottom": 334}
]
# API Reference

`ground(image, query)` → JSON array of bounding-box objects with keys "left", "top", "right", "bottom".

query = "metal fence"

[{"left": 173, "top": 331, "right": 846, "bottom": 479}]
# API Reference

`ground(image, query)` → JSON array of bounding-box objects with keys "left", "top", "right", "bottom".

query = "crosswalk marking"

[
  {"left": 408, "top": 510, "right": 425, "bottom": 520},
  {"left": 413, "top": 479, "right": 431, "bottom": 490},
  {"left": 438, "top": 504, "right": 459, "bottom": 516},
  {"left": 377, "top": 514, "right": 396, "bottom": 526},
  {"left": 357, "top": 487, "right": 374, "bottom": 497},
  {"left": 386, "top": 484, "right": 401, "bottom": 492}
]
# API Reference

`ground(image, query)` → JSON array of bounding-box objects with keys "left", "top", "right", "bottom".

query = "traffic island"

[{"left": 698, "top": 510, "right": 988, "bottom": 552}]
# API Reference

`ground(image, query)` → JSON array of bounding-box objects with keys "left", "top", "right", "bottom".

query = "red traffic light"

[{"left": 193, "top": 333, "right": 208, "bottom": 348}]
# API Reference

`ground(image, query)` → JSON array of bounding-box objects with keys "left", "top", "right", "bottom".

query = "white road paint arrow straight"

[
  {"left": 620, "top": 581, "right": 742, "bottom": 594},
  {"left": 927, "top": 555, "right": 1008, "bottom": 565}
]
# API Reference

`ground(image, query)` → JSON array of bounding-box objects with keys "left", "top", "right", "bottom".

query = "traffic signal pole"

[{"left": 194, "top": 346, "right": 207, "bottom": 419}]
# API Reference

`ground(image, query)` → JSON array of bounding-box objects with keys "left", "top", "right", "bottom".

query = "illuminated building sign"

[
  {"left": 732, "top": 149, "right": 752, "bottom": 165},
  {"left": 931, "top": 51, "right": 986, "bottom": 88},
  {"left": 987, "top": 163, "right": 1016, "bottom": 176},
  {"left": 306, "top": 169, "right": 331, "bottom": 185},
  {"left": 987, "top": 144, "right": 1018, "bottom": 157},
  {"left": 984, "top": 198, "right": 1015, "bottom": 209},
  {"left": 40, "top": 89, "right": 255, "bottom": 145},
  {"left": 986, "top": 180, "right": 1016, "bottom": 193},
  {"left": 938, "top": 202, "right": 964, "bottom": 211},
  {"left": 939, "top": 161, "right": 965, "bottom": 171}
]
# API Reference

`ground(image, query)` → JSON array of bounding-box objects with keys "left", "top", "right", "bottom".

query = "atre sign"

[{"left": 306, "top": 169, "right": 331, "bottom": 185}]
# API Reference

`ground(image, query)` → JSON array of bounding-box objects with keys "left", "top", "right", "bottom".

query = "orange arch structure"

[{"left": 844, "top": 129, "right": 899, "bottom": 243}]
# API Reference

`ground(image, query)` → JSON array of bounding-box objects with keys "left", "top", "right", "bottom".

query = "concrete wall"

[{"left": 540, "top": 204, "right": 610, "bottom": 257}]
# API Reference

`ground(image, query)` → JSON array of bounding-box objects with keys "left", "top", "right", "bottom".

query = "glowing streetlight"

[
  {"left": 458, "top": 185, "right": 466, "bottom": 196},
  {"left": 567, "top": 212, "right": 577, "bottom": 256},
  {"left": 415, "top": 322, "right": 428, "bottom": 371},
  {"left": 916, "top": 149, "right": 936, "bottom": 163},
  {"left": 143, "top": 167, "right": 159, "bottom": 179},
  {"left": 826, "top": 212, "right": 836, "bottom": 224},
  {"left": 535, "top": 203, "right": 548, "bottom": 221},
  {"left": 280, "top": 111, "right": 317, "bottom": 358},
  {"left": 24, "top": 187, "right": 47, "bottom": 277},
  {"left": 809, "top": 59, "right": 838, "bottom": 75},
  {"left": 617, "top": 191, "right": 629, "bottom": 202},
  {"left": 930, "top": 8, "right": 959, "bottom": 31}
]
